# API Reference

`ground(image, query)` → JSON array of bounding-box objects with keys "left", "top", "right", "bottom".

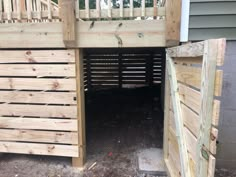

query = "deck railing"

[
  {"left": 72, "top": 0, "right": 165, "bottom": 20},
  {"left": 0, "top": 0, "right": 166, "bottom": 22},
  {"left": 0, "top": 0, "right": 59, "bottom": 22}
]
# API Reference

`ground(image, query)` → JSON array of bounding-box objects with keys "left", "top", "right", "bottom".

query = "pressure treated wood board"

[
  {"left": 164, "top": 39, "right": 226, "bottom": 177},
  {"left": 0, "top": 21, "right": 166, "bottom": 48},
  {"left": 0, "top": 50, "right": 79, "bottom": 157}
]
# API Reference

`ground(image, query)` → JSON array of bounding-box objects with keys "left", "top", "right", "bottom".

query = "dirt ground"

[{"left": 0, "top": 87, "right": 235, "bottom": 177}]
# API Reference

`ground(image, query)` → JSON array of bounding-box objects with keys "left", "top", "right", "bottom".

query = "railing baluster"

[
  {"left": 108, "top": 0, "right": 111, "bottom": 18},
  {"left": 0, "top": 0, "right": 3, "bottom": 22},
  {"left": 36, "top": 0, "right": 41, "bottom": 20},
  {"left": 75, "top": 0, "right": 80, "bottom": 19},
  {"left": 129, "top": 0, "right": 133, "bottom": 17},
  {"left": 47, "top": 0, "right": 52, "bottom": 20},
  {"left": 26, "top": 0, "right": 32, "bottom": 21},
  {"left": 96, "top": 0, "right": 100, "bottom": 19},
  {"left": 153, "top": 0, "right": 157, "bottom": 19},
  {"left": 85, "top": 0, "right": 89, "bottom": 19},
  {"left": 4, "top": 0, "right": 12, "bottom": 21},
  {"left": 119, "top": 0, "right": 123, "bottom": 18},
  {"left": 16, "top": 0, "right": 22, "bottom": 21},
  {"left": 141, "top": 0, "right": 145, "bottom": 17}
]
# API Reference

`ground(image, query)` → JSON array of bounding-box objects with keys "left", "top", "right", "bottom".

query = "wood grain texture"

[
  {"left": 61, "top": 0, "right": 76, "bottom": 47},
  {"left": 196, "top": 40, "right": 218, "bottom": 177},
  {"left": 175, "top": 64, "right": 223, "bottom": 96},
  {"left": 0, "top": 104, "right": 77, "bottom": 118},
  {"left": 0, "top": 49, "right": 79, "bottom": 159},
  {"left": 0, "top": 64, "right": 75, "bottom": 77},
  {"left": 0, "top": 117, "right": 77, "bottom": 131},
  {"left": 0, "top": 129, "right": 78, "bottom": 144},
  {"left": 166, "top": 55, "right": 191, "bottom": 177},
  {"left": 165, "top": 0, "right": 181, "bottom": 46},
  {"left": 0, "top": 50, "right": 75, "bottom": 63},
  {"left": 0, "top": 142, "right": 79, "bottom": 157},
  {"left": 0, "top": 78, "right": 76, "bottom": 91},
  {"left": 0, "top": 91, "right": 76, "bottom": 104},
  {"left": 0, "top": 20, "right": 166, "bottom": 48}
]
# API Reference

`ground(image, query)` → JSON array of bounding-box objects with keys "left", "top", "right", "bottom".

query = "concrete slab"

[{"left": 138, "top": 148, "right": 167, "bottom": 176}]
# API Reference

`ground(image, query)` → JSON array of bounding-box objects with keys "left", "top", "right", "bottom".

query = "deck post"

[
  {"left": 60, "top": 0, "right": 77, "bottom": 47},
  {"left": 72, "top": 49, "right": 86, "bottom": 167},
  {"left": 165, "top": 0, "right": 182, "bottom": 46}
]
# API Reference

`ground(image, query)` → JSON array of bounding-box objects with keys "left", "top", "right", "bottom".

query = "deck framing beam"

[{"left": 0, "top": 20, "right": 166, "bottom": 48}]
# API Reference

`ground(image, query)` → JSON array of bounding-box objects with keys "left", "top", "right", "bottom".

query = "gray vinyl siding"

[
  {"left": 217, "top": 41, "right": 236, "bottom": 169},
  {"left": 188, "top": 0, "right": 236, "bottom": 41}
]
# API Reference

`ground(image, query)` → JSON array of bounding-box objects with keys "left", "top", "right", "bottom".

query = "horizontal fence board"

[
  {"left": 0, "top": 129, "right": 78, "bottom": 144},
  {"left": 0, "top": 78, "right": 76, "bottom": 91},
  {"left": 0, "top": 117, "right": 77, "bottom": 131},
  {"left": 0, "top": 142, "right": 79, "bottom": 157},
  {"left": 0, "top": 50, "right": 79, "bottom": 158},
  {"left": 175, "top": 65, "right": 222, "bottom": 96},
  {"left": 0, "top": 50, "right": 75, "bottom": 63},
  {"left": 0, "top": 64, "right": 75, "bottom": 77},
  {"left": 0, "top": 91, "right": 76, "bottom": 104},
  {"left": 0, "top": 104, "right": 77, "bottom": 118}
]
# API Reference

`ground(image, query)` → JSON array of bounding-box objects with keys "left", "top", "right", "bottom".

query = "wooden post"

[
  {"left": 165, "top": 0, "right": 182, "bottom": 46},
  {"left": 72, "top": 49, "right": 86, "bottom": 167},
  {"left": 60, "top": 0, "right": 77, "bottom": 47}
]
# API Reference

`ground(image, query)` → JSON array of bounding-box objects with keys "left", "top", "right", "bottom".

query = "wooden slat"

[
  {"left": 119, "top": 0, "right": 123, "bottom": 18},
  {"left": 0, "top": 78, "right": 76, "bottom": 91},
  {"left": 0, "top": 142, "right": 79, "bottom": 157},
  {"left": 196, "top": 39, "right": 219, "bottom": 177},
  {"left": 141, "top": 0, "right": 145, "bottom": 17},
  {"left": 0, "top": 64, "right": 75, "bottom": 77},
  {"left": 129, "top": 0, "right": 133, "bottom": 17},
  {"left": 96, "top": 0, "right": 100, "bottom": 18},
  {"left": 167, "top": 41, "right": 204, "bottom": 57},
  {"left": 0, "top": 104, "right": 77, "bottom": 118},
  {"left": 16, "top": 0, "right": 22, "bottom": 20},
  {"left": 0, "top": 129, "right": 78, "bottom": 144},
  {"left": 0, "top": 0, "right": 2, "bottom": 22},
  {"left": 181, "top": 103, "right": 199, "bottom": 137},
  {"left": 167, "top": 39, "right": 226, "bottom": 67},
  {"left": 166, "top": 55, "right": 191, "bottom": 177},
  {"left": 175, "top": 65, "right": 223, "bottom": 96},
  {"left": 47, "top": 0, "right": 52, "bottom": 19},
  {"left": 36, "top": 0, "right": 41, "bottom": 20},
  {"left": 0, "top": 91, "right": 76, "bottom": 104},
  {"left": 179, "top": 83, "right": 220, "bottom": 127},
  {"left": 107, "top": 0, "right": 111, "bottom": 18},
  {"left": 26, "top": 0, "right": 32, "bottom": 20},
  {"left": 0, "top": 117, "right": 77, "bottom": 131},
  {"left": 0, "top": 50, "right": 75, "bottom": 63}
]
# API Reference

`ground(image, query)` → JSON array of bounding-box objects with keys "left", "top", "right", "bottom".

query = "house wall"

[
  {"left": 217, "top": 41, "right": 236, "bottom": 169},
  {"left": 189, "top": 0, "right": 236, "bottom": 41}
]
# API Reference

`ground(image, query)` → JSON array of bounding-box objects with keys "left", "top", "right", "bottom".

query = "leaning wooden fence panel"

[
  {"left": 164, "top": 39, "right": 226, "bottom": 177},
  {"left": 0, "top": 50, "right": 82, "bottom": 159}
]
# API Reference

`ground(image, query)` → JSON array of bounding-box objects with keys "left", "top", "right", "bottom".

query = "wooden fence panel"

[
  {"left": 0, "top": 50, "right": 80, "bottom": 158},
  {"left": 164, "top": 39, "right": 226, "bottom": 177}
]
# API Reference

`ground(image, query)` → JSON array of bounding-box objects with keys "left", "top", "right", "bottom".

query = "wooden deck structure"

[
  {"left": 0, "top": 1, "right": 226, "bottom": 177},
  {"left": 0, "top": 0, "right": 181, "bottom": 48}
]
